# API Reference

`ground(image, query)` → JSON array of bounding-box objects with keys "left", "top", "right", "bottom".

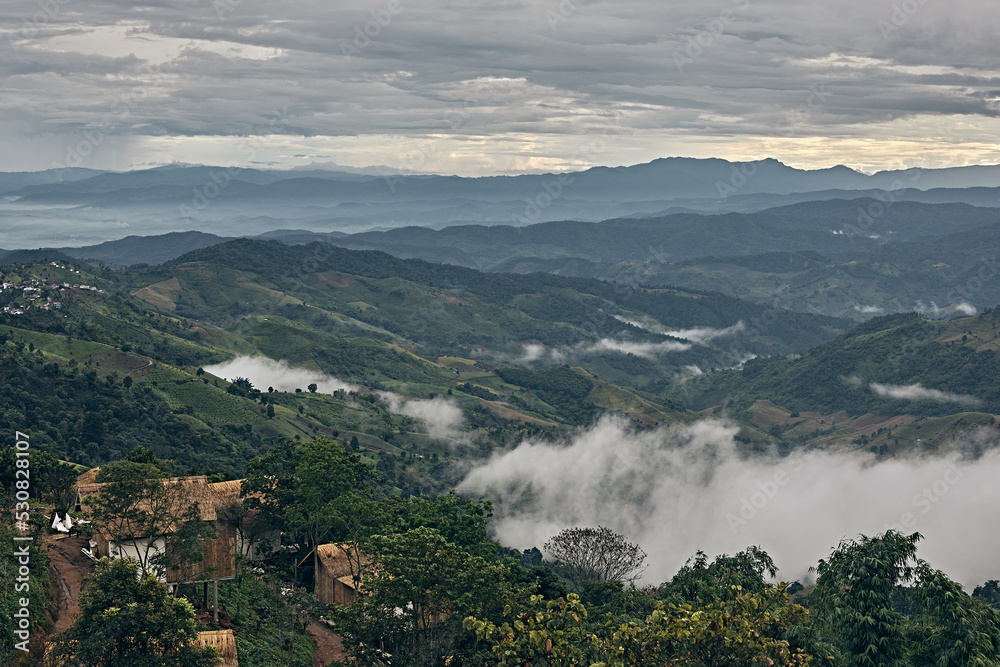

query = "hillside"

[
  {"left": 152, "top": 239, "right": 850, "bottom": 376},
  {"left": 1, "top": 248, "right": 732, "bottom": 485},
  {"left": 676, "top": 310, "right": 1000, "bottom": 451}
]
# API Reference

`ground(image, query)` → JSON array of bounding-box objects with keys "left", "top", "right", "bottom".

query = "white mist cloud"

[
  {"left": 954, "top": 301, "right": 978, "bottom": 316},
  {"left": 204, "top": 355, "right": 359, "bottom": 393},
  {"left": 205, "top": 355, "right": 468, "bottom": 443},
  {"left": 916, "top": 300, "right": 977, "bottom": 318},
  {"left": 521, "top": 343, "right": 565, "bottom": 363},
  {"left": 870, "top": 382, "right": 982, "bottom": 406},
  {"left": 614, "top": 315, "right": 745, "bottom": 344},
  {"left": 585, "top": 338, "right": 691, "bottom": 358},
  {"left": 459, "top": 415, "right": 1000, "bottom": 587},
  {"left": 667, "top": 322, "right": 746, "bottom": 344},
  {"left": 854, "top": 305, "right": 885, "bottom": 314},
  {"left": 380, "top": 393, "right": 467, "bottom": 443}
]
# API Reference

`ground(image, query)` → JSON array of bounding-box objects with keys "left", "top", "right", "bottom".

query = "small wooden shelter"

[
  {"left": 316, "top": 543, "right": 368, "bottom": 607},
  {"left": 196, "top": 629, "right": 238, "bottom": 667}
]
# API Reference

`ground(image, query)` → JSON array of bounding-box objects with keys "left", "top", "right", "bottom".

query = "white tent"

[{"left": 51, "top": 513, "right": 70, "bottom": 533}]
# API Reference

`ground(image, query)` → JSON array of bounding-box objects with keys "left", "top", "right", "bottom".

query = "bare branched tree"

[{"left": 544, "top": 526, "right": 647, "bottom": 586}]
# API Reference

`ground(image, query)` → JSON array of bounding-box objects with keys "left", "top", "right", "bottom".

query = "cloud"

[
  {"left": 459, "top": 415, "right": 1000, "bottom": 587},
  {"left": 953, "top": 300, "right": 978, "bottom": 316},
  {"left": 584, "top": 337, "right": 691, "bottom": 358},
  {"left": 870, "top": 382, "right": 982, "bottom": 406},
  {"left": 205, "top": 355, "right": 468, "bottom": 443},
  {"left": 916, "top": 300, "right": 978, "bottom": 318},
  {"left": 521, "top": 342, "right": 564, "bottom": 363},
  {"left": 204, "top": 355, "right": 358, "bottom": 393},
  {"left": 2, "top": 0, "right": 1000, "bottom": 173},
  {"left": 380, "top": 393, "right": 467, "bottom": 443},
  {"left": 854, "top": 305, "right": 885, "bottom": 314},
  {"left": 615, "top": 315, "right": 745, "bottom": 344}
]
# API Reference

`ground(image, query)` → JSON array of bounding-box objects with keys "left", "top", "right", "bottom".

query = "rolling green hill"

[
  {"left": 676, "top": 310, "right": 1000, "bottom": 450},
  {"left": 2, "top": 247, "right": 725, "bottom": 487}
]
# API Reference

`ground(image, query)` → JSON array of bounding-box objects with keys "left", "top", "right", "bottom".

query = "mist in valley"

[{"left": 459, "top": 415, "right": 1000, "bottom": 589}]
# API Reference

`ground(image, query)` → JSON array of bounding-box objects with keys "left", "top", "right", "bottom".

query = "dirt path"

[
  {"left": 306, "top": 620, "right": 348, "bottom": 666},
  {"left": 44, "top": 534, "right": 94, "bottom": 635}
]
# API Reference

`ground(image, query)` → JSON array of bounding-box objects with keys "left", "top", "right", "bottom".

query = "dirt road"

[{"left": 44, "top": 534, "right": 94, "bottom": 634}]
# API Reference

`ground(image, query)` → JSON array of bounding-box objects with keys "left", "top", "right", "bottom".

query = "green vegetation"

[{"left": 49, "top": 558, "right": 219, "bottom": 667}]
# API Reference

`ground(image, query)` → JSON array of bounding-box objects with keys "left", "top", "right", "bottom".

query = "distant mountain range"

[
  {"left": 2, "top": 158, "right": 998, "bottom": 249},
  {"left": 4, "top": 195, "right": 998, "bottom": 322}
]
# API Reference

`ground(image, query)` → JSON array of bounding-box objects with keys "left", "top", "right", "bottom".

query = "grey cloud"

[{"left": 2, "top": 0, "right": 998, "bottom": 171}]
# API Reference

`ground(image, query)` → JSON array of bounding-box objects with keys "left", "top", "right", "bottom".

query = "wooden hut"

[
  {"left": 75, "top": 475, "right": 237, "bottom": 583},
  {"left": 316, "top": 543, "right": 368, "bottom": 607}
]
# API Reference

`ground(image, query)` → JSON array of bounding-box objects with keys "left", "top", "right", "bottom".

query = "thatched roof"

[
  {"left": 317, "top": 543, "right": 360, "bottom": 579},
  {"left": 318, "top": 543, "right": 374, "bottom": 592},
  {"left": 208, "top": 480, "right": 243, "bottom": 500},
  {"left": 75, "top": 467, "right": 100, "bottom": 487},
  {"left": 197, "top": 629, "right": 238, "bottom": 667},
  {"left": 77, "top": 476, "right": 222, "bottom": 524},
  {"left": 336, "top": 574, "right": 362, "bottom": 591}
]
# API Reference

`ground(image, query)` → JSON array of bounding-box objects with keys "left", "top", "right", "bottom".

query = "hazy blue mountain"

[
  {"left": 0, "top": 167, "right": 104, "bottom": 194},
  {"left": 60, "top": 231, "right": 233, "bottom": 265},
  {"left": 2, "top": 158, "right": 999, "bottom": 249},
  {"left": 329, "top": 199, "right": 1000, "bottom": 268}
]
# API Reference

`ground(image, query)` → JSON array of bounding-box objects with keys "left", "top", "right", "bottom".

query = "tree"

[
  {"left": 906, "top": 564, "right": 1000, "bottom": 666},
  {"left": 467, "top": 586, "right": 814, "bottom": 667},
  {"left": 242, "top": 437, "right": 373, "bottom": 589},
  {"left": 658, "top": 546, "right": 778, "bottom": 606},
  {"left": 974, "top": 580, "right": 1000, "bottom": 608},
  {"left": 307, "top": 383, "right": 318, "bottom": 393},
  {"left": 49, "top": 558, "right": 219, "bottom": 667},
  {"left": 334, "top": 526, "right": 517, "bottom": 667},
  {"left": 814, "top": 531, "right": 920, "bottom": 667},
  {"left": 0, "top": 448, "right": 77, "bottom": 510},
  {"left": 544, "top": 526, "right": 647, "bottom": 586}
]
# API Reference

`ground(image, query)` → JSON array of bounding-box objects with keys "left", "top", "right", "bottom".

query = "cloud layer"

[
  {"left": 2, "top": 0, "right": 1000, "bottom": 173},
  {"left": 459, "top": 415, "right": 1000, "bottom": 587}
]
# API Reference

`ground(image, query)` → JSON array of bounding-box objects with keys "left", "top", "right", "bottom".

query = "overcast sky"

[{"left": 1, "top": 0, "right": 998, "bottom": 175}]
